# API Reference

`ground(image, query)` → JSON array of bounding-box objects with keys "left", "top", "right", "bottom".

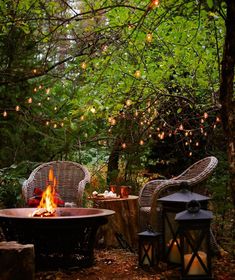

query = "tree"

[
  {"left": 0, "top": 1, "right": 233, "bottom": 206},
  {"left": 219, "top": 0, "right": 235, "bottom": 205}
]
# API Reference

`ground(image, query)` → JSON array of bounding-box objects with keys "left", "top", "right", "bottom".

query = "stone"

[{"left": 0, "top": 241, "right": 35, "bottom": 280}]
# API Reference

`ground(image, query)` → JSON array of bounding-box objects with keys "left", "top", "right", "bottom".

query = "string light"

[
  {"left": 203, "top": 112, "right": 208, "bottom": 119},
  {"left": 3, "top": 111, "right": 7, "bottom": 117},
  {"left": 90, "top": 107, "right": 96, "bottom": 113},
  {"left": 134, "top": 70, "right": 141, "bottom": 78},
  {"left": 80, "top": 115, "right": 84, "bottom": 121},
  {"left": 146, "top": 33, "right": 153, "bottom": 43},
  {"left": 46, "top": 88, "right": 50, "bottom": 94},
  {"left": 139, "top": 139, "right": 144, "bottom": 145},
  {"left": 38, "top": 102, "right": 41, "bottom": 106},
  {"left": 126, "top": 99, "right": 132, "bottom": 106},
  {"left": 122, "top": 143, "right": 126, "bottom": 149},
  {"left": 15, "top": 105, "right": 20, "bottom": 111},
  {"left": 179, "top": 124, "right": 184, "bottom": 130},
  {"left": 28, "top": 97, "right": 33, "bottom": 104},
  {"left": 110, "top": 118, "right": 116, "bottom": 125},
  {"left": 81, "top": 62, "right": 87, "bottom": 69},
  {"left": 46, "top": 121, "right": 50, "bottom": 126},
  {"left": 148, "top": 0, "right": 160, "bottom": 10}
]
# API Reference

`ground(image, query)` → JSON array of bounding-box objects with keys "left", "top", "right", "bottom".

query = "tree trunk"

[
  {"left": 219, "top": 1, "right": 235, "bottom": 206},
  {"left": 93, "top": 195, "right": 139, "bottom": 250},
  {"left": 107, "top": 138, "right": 121, "bottom": 185}
]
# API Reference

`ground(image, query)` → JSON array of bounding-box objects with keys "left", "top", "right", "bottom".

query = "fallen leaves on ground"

[{"left": 35, "top": 248, "right": 235, "bottom": 280}]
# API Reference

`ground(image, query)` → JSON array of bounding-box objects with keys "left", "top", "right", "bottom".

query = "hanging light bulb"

[
  {"left": 81, "top": 62, "right": 87, "bottom": 69},
  {"left": 126, "top": 99, "right": 132, "bottom": 106},
  {"left": 90, "top": 107, "right": 96, "bottom": 113},
  {"left": 160, "top": 132, "right": 165, "bottom": 140},
  {"left": 149, "top": 0, "right": 160, "bottom": 9},
  {"left": 111, "top": 118, "right": 116, "bottom": 125},
  {"left": 146, "top": 33, "right": 153, "bottom": 43},
  {"left": 134, "top": 70, "right": 141, "bottom": 78}
]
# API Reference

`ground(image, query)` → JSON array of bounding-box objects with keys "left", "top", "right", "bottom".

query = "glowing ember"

[{"left": 32, "top": 168, "right": 57, "bottom": 217}]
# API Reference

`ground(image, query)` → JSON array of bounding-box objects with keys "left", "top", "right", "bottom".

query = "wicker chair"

[
  {"left": 22, "top": 161, "right": 90, "bottom": 207},
  {"left": 138, "top": 156, "right": 218, "bottom": 231}
]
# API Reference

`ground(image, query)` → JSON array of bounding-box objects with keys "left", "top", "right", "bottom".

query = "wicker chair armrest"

[{"left": 138, "top": 179, "right": 167, "bottom": 207}]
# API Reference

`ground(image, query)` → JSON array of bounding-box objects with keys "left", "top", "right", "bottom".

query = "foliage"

[
  {"left": 0, "top": 0, "right": 229, "bottom": 198},
  {"left": 0, "top": 161, "right": 38, "bottom": 208}
]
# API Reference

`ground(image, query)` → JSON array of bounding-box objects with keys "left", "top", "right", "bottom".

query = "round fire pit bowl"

[{"left": 0, "top": 207, "right": 114, "bottom": 269}]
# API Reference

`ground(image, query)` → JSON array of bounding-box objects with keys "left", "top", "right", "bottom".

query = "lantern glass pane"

[
  {"left": 164, "top": 212, "right": 181, "bottom": 264},
  {"left": 141, "top": 242, "right": 152, "bottom": 266},
  {"left": 182, "top": 229, "right": 208, "bottom": 276}
]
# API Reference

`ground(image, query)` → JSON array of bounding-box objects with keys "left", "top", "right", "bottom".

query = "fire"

[{"left": 32, "top": 168, "right": 58, "bottom": 217}]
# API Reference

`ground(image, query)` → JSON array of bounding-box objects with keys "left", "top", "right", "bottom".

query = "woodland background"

[{"left": 0, "top": 0, "right": 234, "bottom": 259}]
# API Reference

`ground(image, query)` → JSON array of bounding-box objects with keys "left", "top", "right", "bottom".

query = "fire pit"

[{"left": 0, "top": 207, "right": 114, "bottom": 269}]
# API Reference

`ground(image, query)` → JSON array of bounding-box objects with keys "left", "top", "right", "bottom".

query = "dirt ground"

[{"left": 35, "top": 248, "right": 235, "bottom": 280}]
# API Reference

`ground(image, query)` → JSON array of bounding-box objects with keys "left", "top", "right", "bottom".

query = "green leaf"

[{"left": 207, "top": 0, "right": 214, "bottom": 9}]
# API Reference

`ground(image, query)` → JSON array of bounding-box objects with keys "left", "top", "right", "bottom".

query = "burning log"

[{"left": 31, "top": 208, "right": 56, "bottom": 217}]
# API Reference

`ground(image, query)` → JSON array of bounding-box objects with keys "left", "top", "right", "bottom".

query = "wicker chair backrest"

[
  {"left": 139, "top": 156, "right": 218, "bottom": 208},
  {"left": 22, "top": 161, "right": 90, "bottom": 206}
]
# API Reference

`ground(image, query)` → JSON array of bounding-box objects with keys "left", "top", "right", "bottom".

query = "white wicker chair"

[
  {"left": 138, "top": 156, "right": 218, "bottom": 231},
  {"left": 22, "top": 161, "right": 90, "bottom": 207}
]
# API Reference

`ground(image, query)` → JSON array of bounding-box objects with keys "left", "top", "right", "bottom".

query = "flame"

[{"left": 32, "top": 168, "right": 58, "bottom": 217}]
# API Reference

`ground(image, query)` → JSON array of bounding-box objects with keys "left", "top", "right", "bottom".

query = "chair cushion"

[{"left": 27, "top": 187, "right": 64, "bottom": 207}]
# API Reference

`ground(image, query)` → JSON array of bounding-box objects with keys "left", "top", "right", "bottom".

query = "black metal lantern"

[
  {"left": 175, "top": 200, "right": 213, "bottom": 280},
  {"left": 138, "top": 226, "right": 162, "bottom": 267},
  {"left": 157, "top": 188, "right": 210, "bottom": 265}
]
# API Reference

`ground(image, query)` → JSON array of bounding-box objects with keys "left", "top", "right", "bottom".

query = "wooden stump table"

[{"left": 91, "top": 195, "right": 139, "bottom": 251}]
